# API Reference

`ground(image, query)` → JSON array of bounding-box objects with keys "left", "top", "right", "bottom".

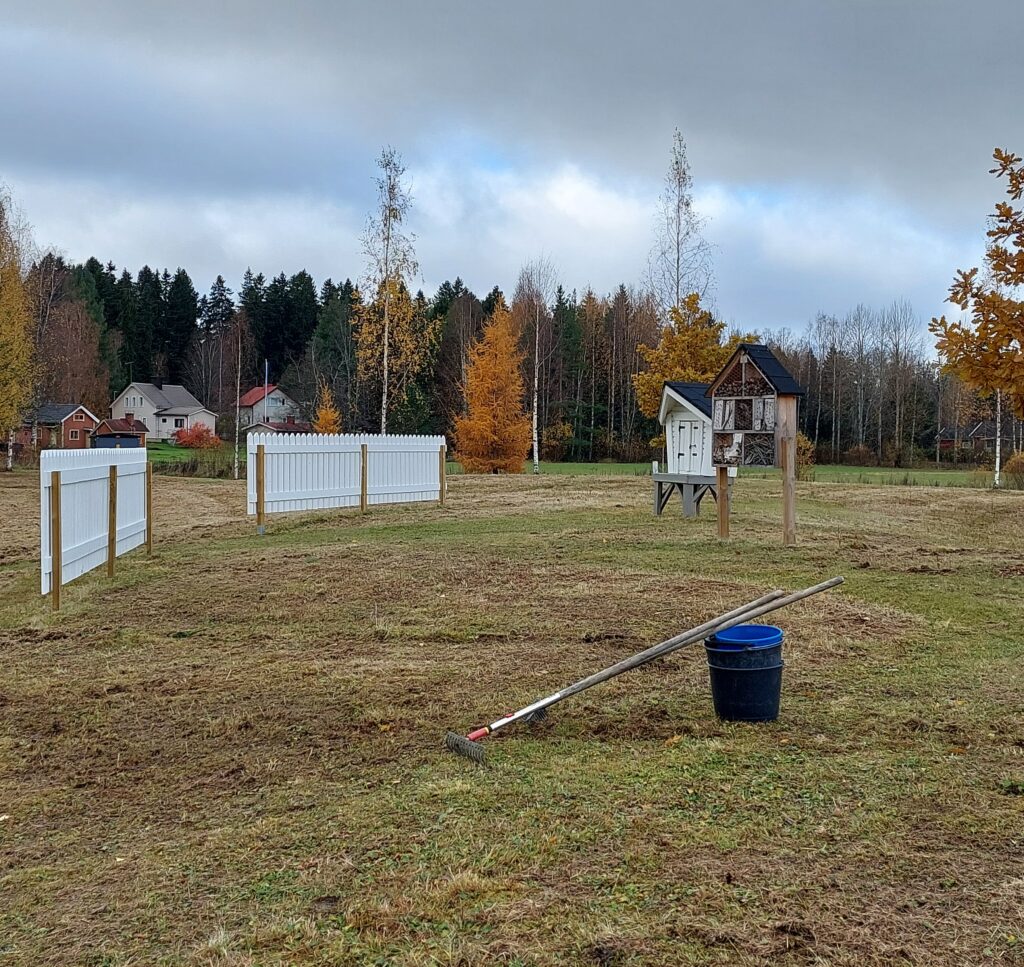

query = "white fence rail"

[
  {"left": 40, "top": 449, "right": 150, "bottom": 601},
  {"left": 246, "top": 433, "right": 447, "bottom": 521}
]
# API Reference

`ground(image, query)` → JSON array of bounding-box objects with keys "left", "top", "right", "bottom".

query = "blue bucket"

[{"left": 705, "top": 624, "right": 784, "bottom": 721}]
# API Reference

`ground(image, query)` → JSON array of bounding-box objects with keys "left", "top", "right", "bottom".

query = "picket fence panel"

[
  {"left": 246, "top": 433, "right": 446, "bottom": 516},
  {"left": 40, "top": 449, "right": 148, "bottom": 595}
]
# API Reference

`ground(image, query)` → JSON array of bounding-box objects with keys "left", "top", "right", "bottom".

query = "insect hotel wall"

[{"left": 707, "top": 343, "right": 804, "bottom": 545}]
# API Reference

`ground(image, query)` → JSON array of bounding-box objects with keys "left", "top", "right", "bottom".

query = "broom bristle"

[{"left": 444, "top": 731, "right": 487, "bottom": 765}]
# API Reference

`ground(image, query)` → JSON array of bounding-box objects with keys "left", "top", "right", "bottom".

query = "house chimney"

[
  {"left": 125, "top": 411, "right": 134, "bottom": 423},
  {"left": 152, "top": 378, "right": 163, "bottom": 390},
  {"left": 286, "top": 415, "right": 295, "bottom": 425}
]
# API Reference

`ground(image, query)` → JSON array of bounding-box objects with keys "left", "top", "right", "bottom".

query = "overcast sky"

[{"left": 2, "top": 0, "right": 1019, "bottom": 331}]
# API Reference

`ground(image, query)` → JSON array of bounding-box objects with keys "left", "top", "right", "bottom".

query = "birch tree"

[
  {"left": 648, "top": 128, "right": 713, "bottom": 313},
  {"left": 514, "top": 257, "right": 556, "bottom": 474},
  {"left": 360, "top": 147, "right": 418, "bottom": 433}
]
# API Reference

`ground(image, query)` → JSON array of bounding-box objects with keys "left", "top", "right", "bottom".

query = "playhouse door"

[{"left": 676, "top": 421, "right": 696, "bottom": 474}]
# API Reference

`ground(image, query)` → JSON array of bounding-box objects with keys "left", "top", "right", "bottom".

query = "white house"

[
  {"left": 111, "top": 381, "right": 217, "bottom": 442},
  {"left": 237, "top": 384, "right": 302, "bottom": 429},
  {"left": 659, "top": 381, "right": 736, "bottom": 479}
]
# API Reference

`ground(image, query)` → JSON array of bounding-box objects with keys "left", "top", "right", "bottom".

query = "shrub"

[
  {"left": 796, "top": 432, "right": 815, "bottom": 481},
  {"left": 843, "top": 444, "right": 877, "bottom": 466},
  {"left": 1004, "top": 452, "right": 1024, "bottom": 490},
  {"left": 541, "top": 421, "right": 573, "bottom": 461},
  {"left": 173, "top": 425, "right": 222, "bottom": 449}
]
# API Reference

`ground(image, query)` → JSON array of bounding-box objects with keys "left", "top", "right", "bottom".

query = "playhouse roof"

[
  {"left": 664, "top": 381, "right": 713, "bottom": 419},
  {"left": 706, "top": 343, "right": 804, "bottom": 397}
]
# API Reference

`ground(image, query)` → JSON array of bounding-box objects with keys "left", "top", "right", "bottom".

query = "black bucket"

[{"left": 705, "top": 624, "right": 784, "bottom": 722}]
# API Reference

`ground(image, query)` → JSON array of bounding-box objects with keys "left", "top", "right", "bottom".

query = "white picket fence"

[
  {"left": 246, "top": 433, "right": 447, "bottom": 518},
  {"left": 40, "top": 449, "right": 149, "bottom": 598}
]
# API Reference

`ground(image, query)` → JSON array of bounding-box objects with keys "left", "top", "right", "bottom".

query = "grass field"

[{"left": 1, "top": 470, "right": 1023, "bottom": 965}]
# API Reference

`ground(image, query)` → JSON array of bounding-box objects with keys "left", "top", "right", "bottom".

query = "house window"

[
  {"left": 74, "top": 413, "right": 84, "bottom": 421},
  {"left": 162, "top": 418, "right": 167, "bottom": 423},
  {"left": 69, "top": 430, "right": 80, "bottom": 441},
  {"left": 174, "top": 418, "right": 185, "bottom": 428}
]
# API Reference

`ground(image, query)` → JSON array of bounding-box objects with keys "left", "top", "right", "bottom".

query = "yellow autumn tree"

[
  {"left": 454, "top": 305, "right": 531, "bottom": 473},
  {"left": 931, "top": 148, "right": 1024, "bottom": 417},
  {"left": 313, "top": 383, "right": 341, "bottom": 434},
  {"left": 355, "top": 280, "right": 438, "bottom": 429},
  {"left": 632, "top": 292, "right": 743, "bottom": 418},
  {"left": 0, "top": 190, "right": 35, "bottom": 463}
]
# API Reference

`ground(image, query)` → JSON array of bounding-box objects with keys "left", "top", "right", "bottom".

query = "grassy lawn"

[
  {"left": 2, "top": 471, "right": 1023, "bottom": 964},
  {"left": 742, "top": 463, "right": 994, "bottom": 489}
]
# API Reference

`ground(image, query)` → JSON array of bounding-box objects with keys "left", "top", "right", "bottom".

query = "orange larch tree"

[
  {"left": 313, "top": 382, "right": 342, "bottom": 434},
  {"left": 454, "top": 305, "right": 531, "bottom": 473}
]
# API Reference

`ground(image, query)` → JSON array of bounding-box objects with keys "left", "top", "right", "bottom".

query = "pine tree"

[
  {"left": 163, "top": 268, "right": 198, "bottom": 382},
  {"left": 454, "top": 305, "right": 531, "bottom": 473}
]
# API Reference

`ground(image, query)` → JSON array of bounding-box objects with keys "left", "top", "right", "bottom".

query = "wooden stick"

[
  {"left": 360, "top": 443, "right": 368, "bottom": 513},
  {"left": 256, "top": 443, "right": 266, "bottom": 535},
  {"left": 778, "top": 395, "right": 797, "bottom": 546},
  {"left": 438, "top": 444, "right": 447, "bottom": 506},
  {"left": 107, "top": 464, "right": 118, "bottom": 577},
  {"left": 716, "top": 465, "right": 730, "bottom": 539},
  {"left": 146, "top": 462, "right": 153, "bottom": 555},
  {"left": 50, "top": 470, "right": 62, "bottom": 612}
]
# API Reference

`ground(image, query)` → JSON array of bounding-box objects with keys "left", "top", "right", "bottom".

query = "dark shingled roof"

[
  {"left": 32, "top": 403, "right": 81, "bottom": 424},
  {"left": 665, "top": 381, "right": 713, "bottom": 418},
  {"left": 706, "top": 343, "right": 805, "bottom": 397}
]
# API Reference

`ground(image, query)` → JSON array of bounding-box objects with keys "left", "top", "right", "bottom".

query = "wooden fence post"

[
  {"left": 50, "top": 470, "right": 62, "bottom": 612},
  {"left": 439, "top": 444, "right": 446, "bottom": 506},
  {"left": 778, "top": 395, "right": 797, "bottom": 547},
  {"left": 107, "top": 465, "right": 118, "bottom": 576},
  {"left": 256, "top": 443, "right": 266, "bottom": 535},
  {"left": 360, "top": 444, "right": 369, "bottom": 513},
  {"left": 146, "top": 462, "right": 154, "bottom": 555},
  {"left": 716, "top": 465, "right": 730, "bottom": 539}
]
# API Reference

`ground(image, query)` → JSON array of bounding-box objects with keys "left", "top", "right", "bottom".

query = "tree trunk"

[
  {"left": 532, "top": 301, "right": 540, "bottom": 473},
  {"left": 995, "top": 390, "right": 1002, "bottom": 487},
  {"left": 5, "top": 429, "right": 13, "bottom": 471}
]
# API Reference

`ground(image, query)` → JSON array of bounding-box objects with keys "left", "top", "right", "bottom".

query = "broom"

[{"left": 444, "top": 576, "right": 843, "bottom": 764}]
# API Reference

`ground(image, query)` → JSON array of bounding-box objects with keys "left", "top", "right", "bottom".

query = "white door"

[
  {"left": 689, "top": 422, "right": 703, "bottom": 474},
  {"left": 676, "top": 421, "right": 696, "bottom": 474}
]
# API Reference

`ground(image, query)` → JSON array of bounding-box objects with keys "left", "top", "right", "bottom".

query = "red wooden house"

[{"left": 15, "top": 404, "right": 100, "bottom": 450}]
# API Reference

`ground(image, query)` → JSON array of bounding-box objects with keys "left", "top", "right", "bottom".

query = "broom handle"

[{"left": 473, "top": 577, "right": 843, "bottom": 739}]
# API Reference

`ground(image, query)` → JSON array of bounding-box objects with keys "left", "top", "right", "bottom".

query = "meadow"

[{"left": 1, "top": 469, "right": 1022, "bottom": 965}]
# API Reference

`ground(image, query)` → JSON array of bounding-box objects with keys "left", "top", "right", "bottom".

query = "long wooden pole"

[
  {"left": 146, "top": 462, "right": 153, "bottom": 555},
  {"left": 716, "top": 465, "right": 730, "bottom": 539},
  {"left": 50, "top": 470, "right": 62, "bottom": 612},
  {"left": 438, "top": 444, "right": 446, "bottom": 507},
  {"left": 256, "top": 443, "right": 266, "bottom": 535},
  {"left": 107, "top": 465, "right": 118, "bottom": 577},
  {"left": 778, "top": 395, "right": 797, "bottom": 547}
]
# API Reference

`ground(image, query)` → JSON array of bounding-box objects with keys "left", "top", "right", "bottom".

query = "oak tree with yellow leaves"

[{"left": 931, "top": 148, "right": 1024, "bottom": 484}]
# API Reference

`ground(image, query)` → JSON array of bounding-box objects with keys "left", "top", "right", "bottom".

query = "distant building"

[
  {"left": 237, "top": 384, "right": 302, "bottom": 430},
  {"left": 92, "top": 417, "right": 149, "bottom": 448},
  {"left": 110, "top": 381, "right": 217, "bottom": 442},
  {"left": 245, "top": 416, "right": 313, "bottom": 434},
  {"left": 15, "top": 404, "right": 99, "bottom": 450}
]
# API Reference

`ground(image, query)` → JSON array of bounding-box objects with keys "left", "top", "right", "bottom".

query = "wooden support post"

[
  {"left": 716, "top": 465, "right": 730, "bottom": 539},
  {"left": 438, "top": 444, "right": 447, "bottom": 506},
  {"left": 146, "top": 462, "right": 154, "bottom": 555},
  {"left": 360, "top": 443, "right": 368, "bottom": 513},
  {"left": 256, "top": 443, "right": 266, "bottom": 535},
  {"left": 778, "top": 395, "right": 797, "bottom": 547},
  {"left": 107, "top": 465, "right": 118, "bottom": 576},
  {"left": 50, "top": 470, "right": 62, "bottom": 612}
]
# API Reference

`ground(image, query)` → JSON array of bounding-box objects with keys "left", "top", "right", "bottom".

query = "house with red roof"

[
  {"left": 92, "top": 417, "right": 149, "bottom": 448},
  {"left": 237, "top": 384, "right": 302, "bottom": 430}
]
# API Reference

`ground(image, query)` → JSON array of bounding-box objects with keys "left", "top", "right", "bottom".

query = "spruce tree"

[{"left": 163, "top": 269, "right": 199, "bottom": 382}]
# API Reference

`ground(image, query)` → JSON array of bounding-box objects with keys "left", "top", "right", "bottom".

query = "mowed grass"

[
  {"left": 742, "top": 463, "right": 994, "bottom": 488},
  {"left": 1, "top": 471, "right": 1023, "bottom": 966}
]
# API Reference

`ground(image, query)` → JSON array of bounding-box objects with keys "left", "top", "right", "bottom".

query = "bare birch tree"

[
  {"left": 360, "top": 147, "right": 418, "bottom": 433},
  {"left": 514, "top": 257, "right": 556, "bottom": 474},
  {"left": 648, "top": 128, "right": 713, "bottom": 314}
]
